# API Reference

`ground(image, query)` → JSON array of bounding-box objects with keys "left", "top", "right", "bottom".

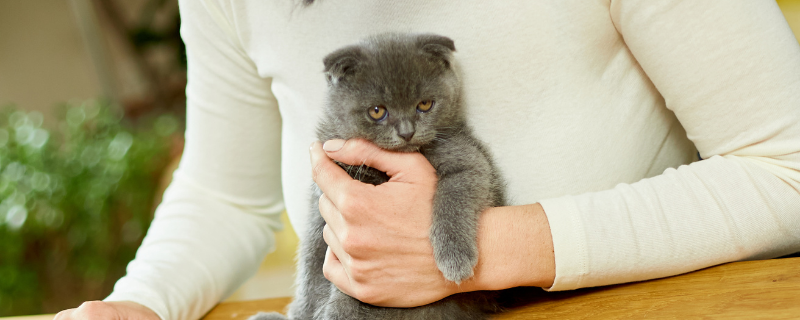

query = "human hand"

[
  {"left": 310, "top": 139, "right": 468, "bottom": 307},
  {"left": 54, "top": 301, "right": 160, "bottom": 320}
]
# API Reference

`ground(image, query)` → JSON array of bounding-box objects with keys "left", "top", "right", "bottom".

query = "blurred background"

[
  {"left": 0, "top": 0, "right": 298, "bottom": 316},
  {"left": 0, "top": 0, "right": 798, "bottom": 317}
]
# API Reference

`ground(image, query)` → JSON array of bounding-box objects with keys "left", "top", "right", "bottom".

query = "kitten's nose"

[
  {"left": 398, "top": 131, "right": 415, "bottom": 141},
  {"left": 396, "top": 121, "right": 415, "bottom": 142}
]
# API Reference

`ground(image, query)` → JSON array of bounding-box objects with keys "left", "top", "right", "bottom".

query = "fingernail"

[{"left": 323, "top": 139, "right": 345, "bottom": 152}]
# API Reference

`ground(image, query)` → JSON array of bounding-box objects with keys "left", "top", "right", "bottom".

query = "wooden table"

[
  {"left": 3, "top": 258, "right": 796, "bottom": 320},
  {"left": 203, "top": 257, "right": 800, "bottom": 319}
]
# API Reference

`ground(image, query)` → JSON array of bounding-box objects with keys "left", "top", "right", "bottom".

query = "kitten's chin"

[
  {"left": 393, "top": 145, "right": 422, "bottom": 152},
  {"left": 379, "top": 143, "right": 422, "bottom": 153}
]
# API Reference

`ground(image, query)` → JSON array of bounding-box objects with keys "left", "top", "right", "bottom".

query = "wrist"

[{"left": 458, "top": 203, "right": 555, "bottom": 293}]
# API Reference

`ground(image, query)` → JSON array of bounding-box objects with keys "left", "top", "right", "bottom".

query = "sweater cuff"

[
  {"left": 539, "top": 195, "right": 589, "bottom": 291},
  {"left": 104, "top": 279, "right": 169, "bottom": 320}
]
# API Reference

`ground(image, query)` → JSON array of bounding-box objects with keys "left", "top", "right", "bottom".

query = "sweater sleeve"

[
  {"left": 104, "top": 1, "right": 285, "bottom": 319},
  {"left": 540, "top": 0, "right": 800, "bottom": 291}
]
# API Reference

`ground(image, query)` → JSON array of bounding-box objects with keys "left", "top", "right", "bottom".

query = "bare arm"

[{"left": 465, "top": 203, "right": 555, "bottom": 292}]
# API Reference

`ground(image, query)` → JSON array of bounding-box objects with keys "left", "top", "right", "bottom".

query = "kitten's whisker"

[{"left": 355, "top": 163, "right": 366, "bottom": 180}]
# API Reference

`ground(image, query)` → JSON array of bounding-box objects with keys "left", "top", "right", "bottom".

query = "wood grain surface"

[
  {"left": 202, "top": 297, "right": 293, "bottom": 320},
  {"left": 202, "top": 257, "right": 800, "bottom": 320}
]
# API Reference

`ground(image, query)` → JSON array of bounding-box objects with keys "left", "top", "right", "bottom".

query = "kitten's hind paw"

[
  {"left": 434, "top": 242, "right": 479, "bottom": 284},
  {"left": 247, "top": 312, "right": 288, "bottom": 320}
]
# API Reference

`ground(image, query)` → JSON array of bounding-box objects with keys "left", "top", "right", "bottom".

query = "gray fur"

[{"left": 250, "top": 33, "right": 506, "bottom": 320}]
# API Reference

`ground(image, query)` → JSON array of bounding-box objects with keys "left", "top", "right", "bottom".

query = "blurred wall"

[
  {"left": 0, "top": 0, "right": 158, "bottom": 125},
  {"left": 0, "top": 0, "right": 102, "bottom": 120}
]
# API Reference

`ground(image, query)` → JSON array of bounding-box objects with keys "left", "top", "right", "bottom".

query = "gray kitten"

[{"left": 250, "top": 33, "right": 506, "bottom": 320}]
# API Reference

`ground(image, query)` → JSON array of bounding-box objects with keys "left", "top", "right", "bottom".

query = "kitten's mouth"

[
  {"left": 375, "top": 135, "right": 435, "bottom": 152},
  {"left": 384, "top": 144, "right": 421, "bottom": 152},
  {"left": 379, "top": 142, "right": 422, "bottom": 152}
]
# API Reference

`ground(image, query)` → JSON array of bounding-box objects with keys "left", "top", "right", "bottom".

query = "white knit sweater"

[{"left": 106, "top": 1, "right": 800, "bottom": 319}]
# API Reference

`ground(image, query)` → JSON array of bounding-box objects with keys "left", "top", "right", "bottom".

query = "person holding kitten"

[{"left": 57, "top": 1, "right": 800, "bottom": 320}]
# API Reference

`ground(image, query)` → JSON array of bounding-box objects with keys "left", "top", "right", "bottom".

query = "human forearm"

[
  {"left": 539, "top": 156, "right": 800, "bottom": 291},
  {"left": 460, "top": 203, "right": 556, "bottom": 293},
  {"left": 105, "top": 177, "right": 284, "bottom": 319}
]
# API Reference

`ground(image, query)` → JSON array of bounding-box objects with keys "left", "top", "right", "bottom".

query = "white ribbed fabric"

[{"left": 105, "top": 1, "right": 800, "bottom": 319}]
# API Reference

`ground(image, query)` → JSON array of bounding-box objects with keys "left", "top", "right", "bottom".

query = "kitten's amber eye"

[
  {"left": 417, "top": 100, "right": 434, "bottom": 112},
  {"left": 368, "top": 105, "right": 387, "bottom": 121}
]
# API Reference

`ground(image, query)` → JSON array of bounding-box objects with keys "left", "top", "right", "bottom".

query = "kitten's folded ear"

[
  {"left": 323, "top": 45, "right": 365, "bottom": 85},
  {"left": 416, "top": 34, "right": 456, "bottom": 67}
]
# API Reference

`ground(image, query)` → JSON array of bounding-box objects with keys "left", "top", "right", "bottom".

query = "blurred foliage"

[{"left": 0, "top": 101, "right": 178, "bottom": 316}]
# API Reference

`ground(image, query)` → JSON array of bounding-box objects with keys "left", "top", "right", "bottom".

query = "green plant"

[{"left": 0, "top": 101, "right": 177, "bottom": 316}]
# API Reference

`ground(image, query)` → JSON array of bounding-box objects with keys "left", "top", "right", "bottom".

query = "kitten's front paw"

[
  {"left": 247, "top": 311, "right": 288, "bottom": 320},
  {"left": 434, "top": 239, "right": 479, "bottom": 284}
]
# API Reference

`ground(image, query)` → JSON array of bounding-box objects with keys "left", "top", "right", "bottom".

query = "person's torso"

[{"left": 216, "top": 0, "right": 697, "bottom": 235}]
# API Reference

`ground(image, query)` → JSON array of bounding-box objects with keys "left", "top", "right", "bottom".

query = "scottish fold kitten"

[{"left": 251, "top": 33, "right": 506, "bottom": 320}]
